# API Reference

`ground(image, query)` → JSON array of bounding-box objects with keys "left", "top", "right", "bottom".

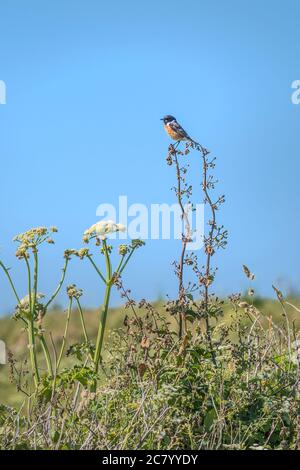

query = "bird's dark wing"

[{"left": 169, "top": 120, "right": 190, "bottom": 139}]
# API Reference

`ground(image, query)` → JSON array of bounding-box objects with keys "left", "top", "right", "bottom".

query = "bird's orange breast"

[{"left": 164, "top": 123, "right": 182, "bottom": 141}]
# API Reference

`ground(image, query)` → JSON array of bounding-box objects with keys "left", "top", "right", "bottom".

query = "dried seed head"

[
  {"left": 272, "top": 285, "right": 284, "bottom": 302},
  {"left": 131, "top": 239, "right": 145, "bottom": 249},
  {"left": 64, "top": 248, "right": 78, "bottom": 260},
  {"left": 119, "top": 244, "right": 129, "bottom": 256},
  {"left": 77, "top": 248, "right": 89, "bottom": 259},
  {"left": 238, "top": 301, "right": 249, "bottom": 309},
  {"left": 13, "top": 226, "right": 58, "bottom": 253},
  {"left": 82, "top": 234, "right": 89, "bottom": 244},
  {"left": 242, "top": 264, "right": 255, "bottom": 280},
  {"left": 66, "top": 284, "right": 83, "bottom": 299}
]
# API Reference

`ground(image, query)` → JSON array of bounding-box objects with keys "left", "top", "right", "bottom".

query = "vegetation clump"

[{"left": 0, "top": 141, "right": 299, "bottom": 450}]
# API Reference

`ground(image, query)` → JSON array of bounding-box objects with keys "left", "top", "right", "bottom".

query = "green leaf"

[{"left": 204, "top": 408, "right": 217, "bottom": 431}]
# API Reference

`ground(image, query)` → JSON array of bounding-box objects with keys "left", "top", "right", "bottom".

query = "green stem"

[
  {"left": 0, "top": 261, "right": 21, "bottom": 303},
  {"left": 57, "top": 298, "right": 73, "bottom": 371},
  {"left": 33, "top": 251, "right": 53, "bottom": 376},
  {"left": 45, "top": 258, "right": 69, "bottom": 310},
  {"left": 93, "top": 283, "right": 112, "bottom": 373},
  {"left": 24, "top": 256, "right": 40, "bottom": 387},
  {"left": 87, "top": 255, "right": 107, "bottom": 284},
  {"left": 75, "top": 298, "right": 93, "bottom": 363},
  {"left": 27, "top": 320, "right": 40, "bottom": 388},
  {"left": 75, "top": 298, "right": 89, "bottom": 344},
  {"left": 93, "top": 240, "right": 112, "bottom": 373},
  {"left": 119, "top": 247, "right": 136, "bottom": 275},
  {"left": 24, "top": 257, "right": 32, "bottom": 313},
  {"left": 0, "top": 260, "right": 27, "bottom": 325},
  {"left": 33, "top": 251, "right": 38, "bottom": 317},
  {"left": 40, "top": 335, "right": 53, "bottom": 377},
  {"left": 115, "top": 254, "right": 125, "bottom": 274}
]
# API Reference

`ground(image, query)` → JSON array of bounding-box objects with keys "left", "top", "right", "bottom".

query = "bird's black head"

[{"left": 160, "top": 115, "right": 176, "bottom": 124}]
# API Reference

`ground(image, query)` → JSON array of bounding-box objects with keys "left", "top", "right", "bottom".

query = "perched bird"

[{"left": 161, "top": 115, "right": 198, "bottom": 145}]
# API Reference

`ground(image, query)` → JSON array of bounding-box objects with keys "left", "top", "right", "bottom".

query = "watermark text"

[
  {"left": 0, "top": 80, "right": 6, "bottom": 104},
  {"left": 291, "top": 80, "right": 300, "bottom": 104},
  {"left": 96, "top": 196, "right": 204, "bottom": 250}
]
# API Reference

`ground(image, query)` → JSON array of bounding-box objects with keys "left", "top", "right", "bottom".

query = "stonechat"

[{"left": 161, "top": 115, "right": 198, "bottom": 145}]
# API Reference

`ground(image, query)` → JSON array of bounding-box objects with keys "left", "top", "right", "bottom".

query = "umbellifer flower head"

[
  {"left": 19, "top": 292, "right": 45, "bottom": 308},
  {"left": 118, "top": 244, "right": 129, "bottom": 256},
  {"left": 15, "top": 292, "right": 45, "bottom": 320},
  {"left": 83, "top": 220, "right": 126, "bottom": 242},
  {"left": 67, "top": 284, "right": 83, "bottom": 299},
  {"left": 13, "top": 226, "right": 58, "bottom": 258}
]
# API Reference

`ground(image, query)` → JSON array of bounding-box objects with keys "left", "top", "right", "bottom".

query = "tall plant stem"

[
  {"left": 33, "top": 251, "right": 38, "bottom": 316},
  {"left": 75, "top": 298, "right": 94, "bottom": 363},
  {"left": 75, "top": 298, "right": 89, "bottom": 344},
  {"left": 93, "top": 240, "right": 112, "bottom": 373},
  {"left": 93, "top": 283, "right": 112, "bottom": 373},
  {"left": 24, "top": 256, "right": 40, "bottom": 387},
  {"left": 27, "top": 320, "right": 40, "bottom": 388},
  {"left": 119, "top": 248, "right": 136, "bottom": 275},
  {"left": 87, "top": 255, "right": 106, "bottom": 284},
  {"left": 57, "top": 298, "right": 73, "bottom": 371},
  {"left": 40, "top": 336, "right": 53, "bottom": 377},
  {"left": 0, "top": 261, "right": 27, "bottom": 326},
  {"left": 0, "top": 261, "right": 21, "bottom": 304},
  {"left": 45, "top": 258, "right": 69, "bottom": 310},
  {"left": 174, "top": 149, "right": 191, "bottom": 339},
  {"left": 200, "top": 151, "right": 217, "bottom": 366}
]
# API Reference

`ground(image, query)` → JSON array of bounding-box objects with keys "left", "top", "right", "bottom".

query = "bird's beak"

[{"left": 160, "top": 118, "right": 164, "bottom": 121}]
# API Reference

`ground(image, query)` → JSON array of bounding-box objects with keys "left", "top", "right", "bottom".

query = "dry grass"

[{"left": 1, "top": 296, "right": 299, "bottom": 407}]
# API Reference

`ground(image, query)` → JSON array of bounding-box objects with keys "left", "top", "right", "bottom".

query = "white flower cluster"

[
  {"left": 19, "top": 292, "right": 45, "bottom": 308},
  {"left": 84, "top": 220, "right": 126, "bottom": 241}
]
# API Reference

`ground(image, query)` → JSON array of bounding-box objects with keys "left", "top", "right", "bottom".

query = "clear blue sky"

[{"left": 0, "top": 0, "right": 299, "bottom": 314}]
